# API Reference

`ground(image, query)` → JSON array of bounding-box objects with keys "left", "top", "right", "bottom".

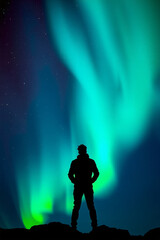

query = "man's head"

[{"left": 77, "top": 144, "right": 87, "bottom": 155}]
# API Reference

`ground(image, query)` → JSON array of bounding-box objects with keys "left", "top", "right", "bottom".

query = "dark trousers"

[{"left": 71, "top": 184, "right": 97, "bottom": 228}]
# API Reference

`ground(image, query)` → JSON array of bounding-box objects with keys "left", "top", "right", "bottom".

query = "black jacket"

[{"left": 68, "top": 154, "right": 99, "bottom": 186}]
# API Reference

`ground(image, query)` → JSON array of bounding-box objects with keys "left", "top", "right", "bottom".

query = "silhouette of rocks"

[
  {"left": 144, "top": 227, "right": 160, "bottom": 240},
  {"left": 0, "top": 227, "right": 29, "bottom": 239},
  {"left": 88, "top": 225, "right": 131, "bottom": 240},
  {"left": 30, "top": 222, "right": 83, "bottom": 239},
  {"left": 0, "top": 222, "right": 83, "bottom": 239},
  {"left": 0, "top": 222, "right": 159, "bottom": 239}
]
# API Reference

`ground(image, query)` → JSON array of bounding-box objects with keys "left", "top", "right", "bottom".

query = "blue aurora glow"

[{"left": 0, "top": 0, "right": 160, "bottom": 235}]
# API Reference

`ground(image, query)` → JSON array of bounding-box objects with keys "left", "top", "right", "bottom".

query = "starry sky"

[{"left": 0, "top": 0, "right": 160, "bottom": 235}]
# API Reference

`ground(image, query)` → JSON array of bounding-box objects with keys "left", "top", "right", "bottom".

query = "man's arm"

[
  {"left": 68, "top": 161, "right": 76, "bottom": 184},
  {"left": 91, "top": 160, "right": 99, "bottom": 183}
]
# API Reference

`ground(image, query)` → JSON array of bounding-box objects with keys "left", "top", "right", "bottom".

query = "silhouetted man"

[{"left": 68, "top": 144, "right": 99, "bottom": 230}]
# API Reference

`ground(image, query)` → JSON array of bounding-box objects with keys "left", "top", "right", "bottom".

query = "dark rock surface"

[
  {"left": 144, "top": 227, "right": 160, "bottom": 240},
  {"left": 0, "top": 222, "right": 159, "bottom": 239}
]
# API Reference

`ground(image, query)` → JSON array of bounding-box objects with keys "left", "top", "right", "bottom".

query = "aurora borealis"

[{"left": 0, "top": 0, "right": 160, "bottom": 235}]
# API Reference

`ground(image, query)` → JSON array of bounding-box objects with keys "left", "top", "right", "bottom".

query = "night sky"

[{"left": 0, "top": 0, "right": 160, "bottom": 235}]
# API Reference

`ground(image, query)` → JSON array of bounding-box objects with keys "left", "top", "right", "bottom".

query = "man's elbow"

[
  {"left": 68, "top": 173, "right": 71, "bottom": 180},
  {"left": 96, "top": 171, "right": 99, "bottom": 179}
]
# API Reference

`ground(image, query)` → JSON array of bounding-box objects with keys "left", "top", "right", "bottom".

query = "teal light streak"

[
  {"left": 18, "top": 0, "right": 160, "bottom": 228},
  {"left": 47, "top": 0, "right": 117, "bottom": 197},
  {"left": 46, "top": 0, "right": 156, "bottom": 206}
]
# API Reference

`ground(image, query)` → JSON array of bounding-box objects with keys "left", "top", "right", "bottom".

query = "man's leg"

[
  {"left": 84, "top": 186, "right": 97, "bottom": 229},
  {"left": 71, "top": 186, "right": 83, "bottom": 229}
]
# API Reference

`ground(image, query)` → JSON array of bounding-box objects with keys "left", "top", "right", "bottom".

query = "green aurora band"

[{"left": 18, "top": 0, "right": 160, "bottom": 229}]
